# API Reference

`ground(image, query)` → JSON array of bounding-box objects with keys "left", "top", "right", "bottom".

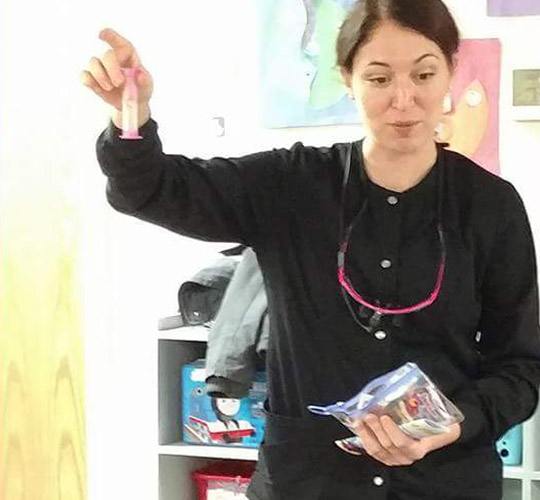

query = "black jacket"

[{"left": 97, "top": 119, "right": 540, "bottom": 500}]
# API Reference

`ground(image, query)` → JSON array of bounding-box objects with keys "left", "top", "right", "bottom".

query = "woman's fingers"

[
  {"left": 379, "top": 415, "right": 427, "bottom": 462},
  {"left": 101, "top": 49, "right": 125, "bottom": 88},
  {"left": 98, "top": 28, "right": 140, "bottom": 68},
  {"left": 354, "top": 418, "right": 398, "bottom": 465},
  {"left": 364, "top": 414, "right": 395, "bottom": 449},
  {"left": 86, "top": 56, "right": 114, "bottom": 92},
  {"left": 354, "top": 420, "right": 385, "bottom": 454},
  {"left": 355, "top": 415, "right": 418, "bottom": 466},
  {"left": 379, "top": 415, "right": 416, "bottom": 448},
  {"left": 80, "top": 67, "right": 123, "bottom": 110},
  {"left": 80, "top": 70, "right": 104, "bottom": 96}
]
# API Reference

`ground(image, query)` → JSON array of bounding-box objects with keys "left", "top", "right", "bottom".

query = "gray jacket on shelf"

[{"left": 205, "top": 247, "right": 269, "bottom": 399}]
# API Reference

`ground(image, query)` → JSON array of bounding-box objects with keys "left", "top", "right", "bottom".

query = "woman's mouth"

[
  {"left": 391, "top": 121, "right": 421, "bottom": 136},
  {"left": 392, "top": 121, "right": 421, "bottom": 128}
]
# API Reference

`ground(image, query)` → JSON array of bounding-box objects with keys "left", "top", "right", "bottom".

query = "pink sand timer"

[{"left": 119, "top": 67, "right": 143, "bottom": 139}]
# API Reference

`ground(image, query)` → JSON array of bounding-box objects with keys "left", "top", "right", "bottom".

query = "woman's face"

[{"left": 343, "top": 20, "right": 453, "bottom": 154}]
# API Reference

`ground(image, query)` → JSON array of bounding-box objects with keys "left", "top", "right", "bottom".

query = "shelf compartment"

[
  {"left": 502, "top": 478, "right": 522, "bottom": 500},
  {"left": 160, "top": 455, "right": 213, "bottom": 500},
  {"left": 532, "top": 479, "right": 540, "bottom": 500}
]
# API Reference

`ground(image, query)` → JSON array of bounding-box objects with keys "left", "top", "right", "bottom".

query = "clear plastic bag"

[{"left": 308, "top": 362, "right": 464, "bottom": 455}]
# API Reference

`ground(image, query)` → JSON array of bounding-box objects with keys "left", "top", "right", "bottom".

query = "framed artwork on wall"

[
  {"left": 257, "top": 0, "right": 359, "bottom": 128},
  {"left": 436, "top": 39, "right": 501, "bottom": 175},
  {"left": 487, "top": 0, "right": 540, "bottom": 16},
  {"left": 512, "top": 69, "right": 540, "bottom": 121}
]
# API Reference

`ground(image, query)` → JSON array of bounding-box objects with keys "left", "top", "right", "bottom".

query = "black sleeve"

[
  {"left": 96, "top": 118, "right": 290, "bottom": 246},
  {"left": 454, "top": 184, "right": 540, "bottom": 446}
]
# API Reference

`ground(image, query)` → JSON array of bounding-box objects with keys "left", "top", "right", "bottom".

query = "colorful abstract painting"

[
  {"left": 436, "top": 39, "right": 501, "bottom": 175},
  {"left": 257, "top": 0, "right": 358, "bottom": 128},
  {"left": 488, "top": 0, "right": 540, "bottom": 16}
]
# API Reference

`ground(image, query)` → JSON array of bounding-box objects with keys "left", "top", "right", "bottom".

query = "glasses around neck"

[{"left": 337, "top": 141, "right": 446, "bottom": 334}]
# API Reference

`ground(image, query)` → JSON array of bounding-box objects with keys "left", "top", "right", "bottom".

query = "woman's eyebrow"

[{"left": 366, "top": 53, "right": 440, "bottom": 68}]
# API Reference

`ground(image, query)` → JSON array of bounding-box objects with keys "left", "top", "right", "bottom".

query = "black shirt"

[{"left": 97, "top": 119, "right": 540, "bottom": 500}]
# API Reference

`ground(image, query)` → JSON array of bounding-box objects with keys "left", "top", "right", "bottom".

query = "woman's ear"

[{"left": 449, "top": 55, "right": 458, "bottom": 76}]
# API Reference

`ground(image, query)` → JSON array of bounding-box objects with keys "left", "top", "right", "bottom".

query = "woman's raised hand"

[{"left": 81, "top": 28, "right": 153, "bottom": 125}]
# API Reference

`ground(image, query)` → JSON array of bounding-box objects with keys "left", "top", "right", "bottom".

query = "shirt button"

[
  {"left": 374, "top": 330, "right": 387, "bottom": 340},
  {"left": 387, "top": 195, "right": 399, "bottom": 205},
  {"left": 380, "top": 259, "right": 392, "bottom": 269},
  {"left": 373, "top": 476, "right": 384, "bottom": 486}
]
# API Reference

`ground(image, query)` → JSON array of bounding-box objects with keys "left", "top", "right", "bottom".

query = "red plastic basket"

[{"left": 192, "top": 461, "right": 256, "bottom": 500}]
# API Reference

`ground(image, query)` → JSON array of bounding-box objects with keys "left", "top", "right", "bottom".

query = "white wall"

[{"left": 1, "top": 1, "right": 539, "bottom": 499}]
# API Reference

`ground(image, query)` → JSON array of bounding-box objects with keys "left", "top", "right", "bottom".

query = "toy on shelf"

[{"left": 182, "top": 359, "right": 266, "bottom": 448}]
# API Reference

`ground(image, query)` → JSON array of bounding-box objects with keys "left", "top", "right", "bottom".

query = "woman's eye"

[
  {"left": 417, "top": 72, "right": 435, "bottom": 81},
  {"left": 369, "top": 77, "right": 390, "bottom": 85}
]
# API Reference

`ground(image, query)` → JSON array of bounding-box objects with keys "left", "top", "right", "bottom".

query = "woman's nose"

[{"left": 391, "top": 82, "right": 416, "bottom": 111}]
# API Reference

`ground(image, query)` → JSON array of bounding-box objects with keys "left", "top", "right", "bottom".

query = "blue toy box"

[
  {"left": 181, "top": 359, "right": 266, "bottom": 448},
  {"left": 496, "top": 424, "right": 523, "bottom": 465}
]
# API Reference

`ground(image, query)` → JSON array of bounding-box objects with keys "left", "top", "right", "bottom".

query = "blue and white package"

[
  {"left": 181, "top": 359, "right": 266, "bottom": 448},
  {"left": 308, "top": 362, "right": 464, "bottom": 455}
]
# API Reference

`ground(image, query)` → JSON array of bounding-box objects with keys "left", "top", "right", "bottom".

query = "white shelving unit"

[
  {"left": 158, "top": 326, "right": 540, "bottom": 500},
  {"left": 158, "top": 326, "right": 257, "bottom": 500}
]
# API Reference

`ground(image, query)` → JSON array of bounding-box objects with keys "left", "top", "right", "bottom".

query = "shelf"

[
  {"left": 502, "top": 466, "right": 540, "bottom": 481},
  {"left": 157, "top": 446, "right": 539, "bottom": 479},
  {"left": 504, "top": 466, "right": 525, "bottom": 479},
  {"left": 159, "top": 442, "right": 259, "bottom": 461},
  {"left": 158, "top": 325, "right": 209, "bottom": 342}
]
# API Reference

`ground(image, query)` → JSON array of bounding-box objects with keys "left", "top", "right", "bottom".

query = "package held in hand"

[{"left": 307, "top": 362, "right": 464, "bottom": 455}]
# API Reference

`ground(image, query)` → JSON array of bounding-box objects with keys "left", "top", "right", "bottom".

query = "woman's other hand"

[{"left": 352, "top": 414, "right": 461, "bottom": 466}]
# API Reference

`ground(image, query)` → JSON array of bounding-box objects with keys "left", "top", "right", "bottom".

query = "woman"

[{"left": 82, "top": 1, "right": 540, "bottom": 498}]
